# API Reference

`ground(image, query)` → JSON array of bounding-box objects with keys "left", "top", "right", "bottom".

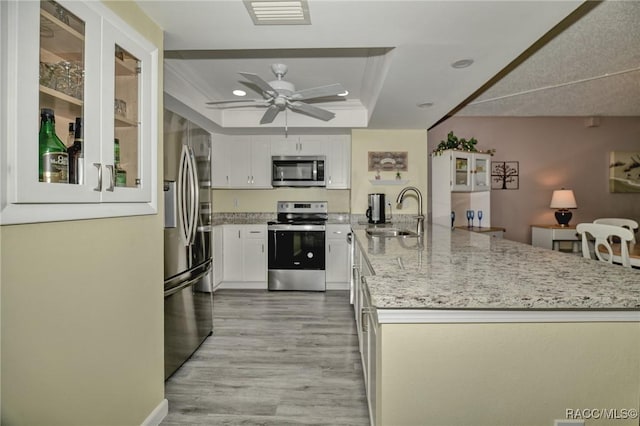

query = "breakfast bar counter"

[
  {"left": 351, "top": 224, "right": 640, "bottom": 426},
  {"left": 353, "top": 224, "right": 640, "bottom": 312}
]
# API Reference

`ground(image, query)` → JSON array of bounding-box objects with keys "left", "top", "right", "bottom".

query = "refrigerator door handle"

[
  {"left": 186, "top": 146, "right": 200, "bottom": 245},
  {"left": 177, "top": 145, "right": 191, "bottom": 246}
]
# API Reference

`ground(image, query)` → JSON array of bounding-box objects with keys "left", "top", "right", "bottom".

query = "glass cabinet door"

[
  {"left": 101, "top": 20, "right": 153, "bottom": 203},
  {"left": 473, "top": 155, "right": 490, "bottom": 190},
  {"left": 114, "top": 44, "right": 140, "bottom": 190},
  {"left": 12, "top": 0, "right": 101, "bottom": 203},
  {"left": 39, "top": 0, "right": 85, "bottom": 185},
  {"left": 452, "top": 152, "right": 472, "bottom": 191}
]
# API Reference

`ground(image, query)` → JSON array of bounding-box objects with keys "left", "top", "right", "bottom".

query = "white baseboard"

[
  {"left": 326, "top": 282, "right": 350, "bottom": 290},
  {"left": 218, "top": 281, "right": 267, "bottom": 290},
  {"left": 141, "top": 398, "right": 168, "bottom": 426}
]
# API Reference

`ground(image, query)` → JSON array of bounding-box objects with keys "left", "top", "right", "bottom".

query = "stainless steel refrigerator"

[{"left": 163, "top": 109, "right": 213, "bottom": 380}]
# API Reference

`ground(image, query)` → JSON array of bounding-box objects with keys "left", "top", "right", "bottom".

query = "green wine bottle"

[{"left": 39, "top": 108, "right": 68, "bottom": 183}]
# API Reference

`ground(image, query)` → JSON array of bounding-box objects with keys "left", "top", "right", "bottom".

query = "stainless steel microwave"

[{"left": 272, "top": 156, "right": 326, "bottom": 187}]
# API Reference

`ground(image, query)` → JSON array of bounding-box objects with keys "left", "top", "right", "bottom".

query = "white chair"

[
  {"left": 576, "top": 223, "right": 634, "bottom": 268},
  {"left": 593, "top": 218, "right": 638, "bottom": 244}
]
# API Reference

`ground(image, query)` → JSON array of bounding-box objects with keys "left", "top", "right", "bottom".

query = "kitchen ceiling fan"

[{"left": 206, "top": 63, "right": 346, "bottom": 124}]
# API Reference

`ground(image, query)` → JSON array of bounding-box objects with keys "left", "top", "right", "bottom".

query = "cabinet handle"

[
  {"left": 226, "top": 175, "right": 229, "bottom": 183},
  {"left": 361, "top": 308, "right": 368, "bottom": 332},
  {"left": 249, "top": 230, "right": 260, "bottom": 233},
  {"left": 251, "top": 175, "right": 254, "bottom": 184},
  {"left": 328, "top": 244, "right": 331, "bottom": 253},
  {"left": 247, "top": 176, "right": 251, "bottom": 184},
  {"left": 93, "top": 163, "right": 102, "bottom": 192},
  {"left": 105, "top": 165, "right": 115, "bottom": 192},
  {"left": 262, "top": 244, "right": 264, "bottom": 253}
]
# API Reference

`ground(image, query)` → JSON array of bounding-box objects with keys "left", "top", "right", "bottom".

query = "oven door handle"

[{"left": 267, "top": 224, "right": 326, "bottom": 231}]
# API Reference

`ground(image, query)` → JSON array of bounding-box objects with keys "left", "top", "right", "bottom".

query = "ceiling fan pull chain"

[{"left": 285, "top": 108, "right": 288, "bottom": 137}]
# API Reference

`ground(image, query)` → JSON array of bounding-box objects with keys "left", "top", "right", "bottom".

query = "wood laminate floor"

[{"left": 161, "top": 289, "right": 369, "bottom": 426}]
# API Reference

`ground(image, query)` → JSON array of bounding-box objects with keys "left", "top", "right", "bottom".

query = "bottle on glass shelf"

[
  {"left": 67, "top": 122, "right": 75, "bottom": 147},
  {"left": 113, "top": 138, "right": 126, "bottom": 187},
  {"left": 39, "top": 108, "right": 68, "bottom": 183},
  {"left": 67, "top": 117, "right": 84, "bottom": 184},
  {"left": 115, "top": 167, "right": 127, "bottom": 187},
  {"left": 114, "top": 138, "right": 120, "bottom": 167}
]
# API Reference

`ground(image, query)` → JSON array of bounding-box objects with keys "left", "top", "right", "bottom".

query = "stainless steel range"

[{"left": 267, "top": 201, "right": 328, "bottom": 291}]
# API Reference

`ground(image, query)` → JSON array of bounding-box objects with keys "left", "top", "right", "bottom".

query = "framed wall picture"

[
  {"left": 368, "top": 151, "right": 408, "bottom": 171},
  {"left": 609, "top": 151, "right": 640, "bottom": 193},
  {"left": 491, "top": 161, "right": 519, "bottom": 190}
]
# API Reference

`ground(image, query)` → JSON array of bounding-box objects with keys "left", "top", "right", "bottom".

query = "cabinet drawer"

[
  {"left": 244, "top": 226, "right": 266, "bottom": 238},
  {"left": 552, "top": 228, "right": 579, "bottom": 240}
]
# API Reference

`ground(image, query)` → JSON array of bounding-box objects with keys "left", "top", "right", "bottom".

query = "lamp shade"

[{"left": 550, "top": 189, "right": 577, "bottom": 209}]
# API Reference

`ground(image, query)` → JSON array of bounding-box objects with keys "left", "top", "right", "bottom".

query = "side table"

[{"left": 531, "top": 224, "right": 580, "bottom": 252}]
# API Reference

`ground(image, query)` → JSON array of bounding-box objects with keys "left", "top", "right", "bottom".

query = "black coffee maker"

[{"left": 366, "top": 193, "right": 386, "bottom": 224}]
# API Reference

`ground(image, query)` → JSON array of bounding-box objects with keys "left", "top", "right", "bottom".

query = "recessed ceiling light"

[
  {"left": 338, "top": 90, "right": 349, "bottom": 97},
  {"left": 451, "top": 59, "right": 474, "bottom": 69},
  {"left": 233, "top": 89, "right": 247, "bottom": 97},
  {"left": 417, "top": 102, "right": 433, "bottom": 108}
]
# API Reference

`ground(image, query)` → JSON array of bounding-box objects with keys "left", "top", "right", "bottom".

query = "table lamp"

[{"left": 550, "top": 189, "right": 577, "bottom": 226}]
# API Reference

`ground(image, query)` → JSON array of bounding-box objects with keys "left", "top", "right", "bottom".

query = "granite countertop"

[
  {"left": 211, "top": 213, "right": 353, "bottom": 226},
  {"left": 354, "top": 224, "right": 640, "bottom": 310}
]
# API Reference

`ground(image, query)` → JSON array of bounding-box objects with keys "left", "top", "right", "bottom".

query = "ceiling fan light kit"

[{"left": 206, "top": 63, "right": 346, "bottom": 125}]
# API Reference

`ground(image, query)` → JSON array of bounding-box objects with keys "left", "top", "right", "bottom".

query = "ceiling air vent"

[{"left": 243, "top": 0, "right": 311, "bottom": 25}]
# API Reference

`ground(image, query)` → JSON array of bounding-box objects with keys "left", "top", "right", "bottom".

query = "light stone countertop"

[
  {"left": 354, "top": 224, "right": 640, "bottom": 310},
  {"left": 211, "top": 213, "right": 352, "bottom": 226}
]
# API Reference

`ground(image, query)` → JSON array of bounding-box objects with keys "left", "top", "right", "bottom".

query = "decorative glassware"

[
  {"left": 451, "top": 211, "right": 455, "bottom": 229},
  {"left": 469, "top": 210, "right": 474, "bottom": 227},
  {"left": 478, "top": 210, "right": 483, "bottom": 228}
]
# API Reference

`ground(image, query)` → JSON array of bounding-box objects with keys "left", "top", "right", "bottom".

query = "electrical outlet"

[{"left": 554, "top": 420, "right": 585, "bottom": 426}]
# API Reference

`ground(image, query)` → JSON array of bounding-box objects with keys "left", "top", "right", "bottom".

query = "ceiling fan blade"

[
  {"left": 288, "top": 101, "right": 336, "bottom": 121},
  {"left": 290, "top": 83, "right": 346, "bottom": 101},
  {"left": 239, "top": 72, "right": 276, "bottom": 96},
  {"left": 260, "top": 105, "right": 281, "bottom": 124},
  {"left": 206, "top": 99, "right": 267, "bottom": 105}
]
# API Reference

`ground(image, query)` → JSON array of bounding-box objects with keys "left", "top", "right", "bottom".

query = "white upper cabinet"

[
  {"left": 211, "top": 135, "right": 271, "bottom": 188},
  {"left": 0, "top": 0, "right": 158, "bottom": 224},
  {"left": 325, "top": 135, "right": 351, "bottom": 189},
  {"left": 444, "top": 151, "right": 491, "bottom": 192},
  {"left": 270, "top": 135, "right": 326, "bottom": 156},
  {"left": 212, "top": 133, "right": 351, "bottom": 189},
  {"left": 431, "top": 149, "right": 492, "bottom": 228}
]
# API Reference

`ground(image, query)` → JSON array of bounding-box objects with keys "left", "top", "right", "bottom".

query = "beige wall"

[
  {"left": 0, "top": 2, "right": 164, "bottom": 425},
  {"left": 212, "top": 188, "right": 350, "bottom": 213},
  {"left": 379, "top": 322, "right": 640, "bottom": 426},
  {"left": 351, "top": 129, "right": 428, "bottom": 215},
  {"left": 429, "top": 116, "right": 640, "bottom": 243}
]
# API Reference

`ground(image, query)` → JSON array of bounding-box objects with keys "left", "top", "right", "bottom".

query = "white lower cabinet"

[
  {"left": 353, "top": 234, "right": 377, "bottom": 425},
  {"left": 221, "top": 224, "right": 267, "bottom": 288},
  {"left": 361, "top": 283, "right": 378, "bottom": 426},
  {"left": 212, "top": 225, "right": 224, "bottom": 290},
  {"left": 326, "top": 224, "right": 351, "bottom": 289},
  {"left": 243, "top": 227, "right": 267, "bottom": 282}
]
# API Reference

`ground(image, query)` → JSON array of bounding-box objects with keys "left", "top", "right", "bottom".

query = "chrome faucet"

[{"left": 396, "top": 186, "right": 424, "bottom": 236}]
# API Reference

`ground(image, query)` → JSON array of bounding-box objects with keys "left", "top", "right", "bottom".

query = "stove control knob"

[{"left": 307, "top": 252, "right": 314, "bottom": 259}]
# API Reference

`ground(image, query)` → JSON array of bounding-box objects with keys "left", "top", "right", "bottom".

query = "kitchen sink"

[{"left": 366, "top": 228, "right": 417, "bottom": 237}]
